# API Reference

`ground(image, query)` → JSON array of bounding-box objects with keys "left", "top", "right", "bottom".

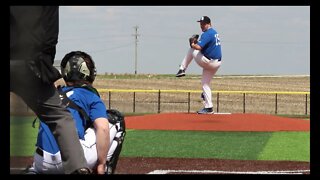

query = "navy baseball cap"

[{"left": 197, "top": 16, "right": 211, "bottom": 24}]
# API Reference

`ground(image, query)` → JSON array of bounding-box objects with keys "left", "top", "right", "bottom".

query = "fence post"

[
  {"left": 108, "top": 91, "right": 111, "bottom": 109},
  {"left": 217, "top": 92, "right": 219, "bottom": 113},
  {"left": 133, "top": 92, "right": 136, "bottom": 113},
  {"left": 305, "top": 94, "right": 308, "bottom": 115},
  {"left": 275, "top": 93, "right": 278, "bottom": 114},
  {"left": 243, "top": 93, "right": 246, "bottom": 113},
  {"left": 158, "top": 90, "right": 161, "bottom": 113},
  {"left": 187, "top": 92, "right": 190, "bottom": 113}
]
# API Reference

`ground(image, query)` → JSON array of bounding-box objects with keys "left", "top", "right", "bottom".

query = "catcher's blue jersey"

[
  {"left": 197, "top": 27, "right": 222, "bottom": 60},
  {"left": 36, "top": 86, "right": 108, "bottom": 154}
]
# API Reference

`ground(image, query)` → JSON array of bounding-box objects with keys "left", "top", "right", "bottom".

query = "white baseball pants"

[
  {"left": 32, "top": 123, "right": 121, "bottom": 174},
  {"left": 180, "top": 48, "right": 221, "bottom": 108}
]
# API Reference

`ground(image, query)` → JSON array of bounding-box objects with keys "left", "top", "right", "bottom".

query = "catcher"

[{"left": 26, "top": 51, "right": 126, "bottom": 174}]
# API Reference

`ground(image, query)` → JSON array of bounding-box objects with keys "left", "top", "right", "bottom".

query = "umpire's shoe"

[
  {"left": 71, "top": 167, "right": 92, "bottom": 174},
  {"left": 175, "top": 69, "right": 185, "bottom": 77}
]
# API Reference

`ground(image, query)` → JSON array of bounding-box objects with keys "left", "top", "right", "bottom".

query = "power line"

[
  {"left": 87, "top": 42, "right": 135, "bottom": 53},
  {"left": 60, "top": 34, "right": 132, "bottom": 41}
]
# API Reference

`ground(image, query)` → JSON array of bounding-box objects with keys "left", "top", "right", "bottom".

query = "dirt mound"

[{"left": 126, "top": 113, "right": 309, "bottom": 131}]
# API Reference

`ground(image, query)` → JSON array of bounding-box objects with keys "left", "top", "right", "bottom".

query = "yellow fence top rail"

[{"left": 97, "top": 89, "right": 309, "bottom": 95}]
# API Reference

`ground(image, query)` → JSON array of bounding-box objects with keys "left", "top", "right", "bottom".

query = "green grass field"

[{"left": 10, "top": 116, "right": 309, "bottom": 162}]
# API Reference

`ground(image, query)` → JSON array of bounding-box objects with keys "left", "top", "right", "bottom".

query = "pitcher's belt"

[{"left": 204, "top": 55, "right": 221, "bottom": 61}]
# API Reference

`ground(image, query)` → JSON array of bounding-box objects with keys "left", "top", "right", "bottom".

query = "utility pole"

[{"left": 133, "top": 25, "right": 140, "bottom": 75}]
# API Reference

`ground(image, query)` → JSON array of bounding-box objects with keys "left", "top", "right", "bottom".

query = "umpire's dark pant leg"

[{"left": 10, "top": 63, "right": 88, "bottom": 174}]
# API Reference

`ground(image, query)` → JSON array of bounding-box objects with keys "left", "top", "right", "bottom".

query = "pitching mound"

[{"left": 125, "top": 113, "right": 309, "bottom": 131}]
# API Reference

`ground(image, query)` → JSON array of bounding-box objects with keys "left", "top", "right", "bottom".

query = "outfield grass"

[{"left": 10, "top": 116, "right": 309, "bottom": 162}]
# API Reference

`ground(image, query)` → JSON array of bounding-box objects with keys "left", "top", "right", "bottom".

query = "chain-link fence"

[
  {"left": 100, "top": 90, "right": 310, "bottom": 115},
  {"left": 10, "top": 90, "right": 310, "bottom": 115}
]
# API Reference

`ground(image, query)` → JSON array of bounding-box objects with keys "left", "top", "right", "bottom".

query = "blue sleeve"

[
  {"left": 89, "top": 95, "right": 108, "bottom": 122},
  {"left": 197, "top": 32, "right": 210, "bottom": 48}
]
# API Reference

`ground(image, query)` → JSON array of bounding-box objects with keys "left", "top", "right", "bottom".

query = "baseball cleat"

[
  {"left": 23, "top": 165, "right": 38, "bottom": 174},
  {"left": 197, "top": 107, "right": 214, "bottom": 114},
  {"left": 175, "top": 69, "right": 185, "bottom": 77},
  {"left": 71, "top": 167, "right": 92, "bottom": 174}
]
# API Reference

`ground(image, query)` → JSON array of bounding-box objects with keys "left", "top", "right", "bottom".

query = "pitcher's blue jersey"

[
  {"left": 36, "top": 86, "right": 108, "bottom": 154},
  {"left": 198, "top": 27, "right": 222, "bottom": 60}
]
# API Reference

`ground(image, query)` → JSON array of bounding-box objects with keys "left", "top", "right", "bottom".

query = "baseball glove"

[
  {"left": 107, "top": 109, "right": 124, "bottom": 125},
  {"left": 189, "top": 34, "right": 199, "bottom": 47}
]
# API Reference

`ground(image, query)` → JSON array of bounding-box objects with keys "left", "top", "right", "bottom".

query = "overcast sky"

[{"left": 55, "top": 6, "right": 310, "bottom": 75}]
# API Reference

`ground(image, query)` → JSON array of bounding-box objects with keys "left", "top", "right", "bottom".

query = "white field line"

[
  {"left": 10, "top": 168, "right": 25, "bottom": 170},
  {"left": 11, "top": 167, "right": 310, "bottom": 174},
  {"left": 148, "top": 169, "right": 310, "bottom": 175},
  {"left": 213, "top": 112, "right": 231, "bottom": 115},
  {"left": 10, "top": 167, "right": 30, "bottom": 171}
]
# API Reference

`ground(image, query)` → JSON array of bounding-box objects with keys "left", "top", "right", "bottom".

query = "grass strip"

[{"left": 121, "top": 130, "right": 309, "bottom": 162}]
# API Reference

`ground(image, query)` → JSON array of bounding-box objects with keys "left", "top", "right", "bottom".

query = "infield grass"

[{"left": 121, "top": 130, "right": 309, "bottom": 162}]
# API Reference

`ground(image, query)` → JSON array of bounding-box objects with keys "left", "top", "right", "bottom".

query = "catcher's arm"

[{"left": 93, "top": 118, "right": 110, "bottom": 174}]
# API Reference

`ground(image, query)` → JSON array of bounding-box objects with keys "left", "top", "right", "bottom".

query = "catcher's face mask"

[{"left": 61, "top": 51, "right": 97, "bottom": 83}]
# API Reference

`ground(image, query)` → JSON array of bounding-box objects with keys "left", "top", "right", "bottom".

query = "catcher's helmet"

[{"left": 61, "top": 51, "right": 97, "bottom": 83}]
